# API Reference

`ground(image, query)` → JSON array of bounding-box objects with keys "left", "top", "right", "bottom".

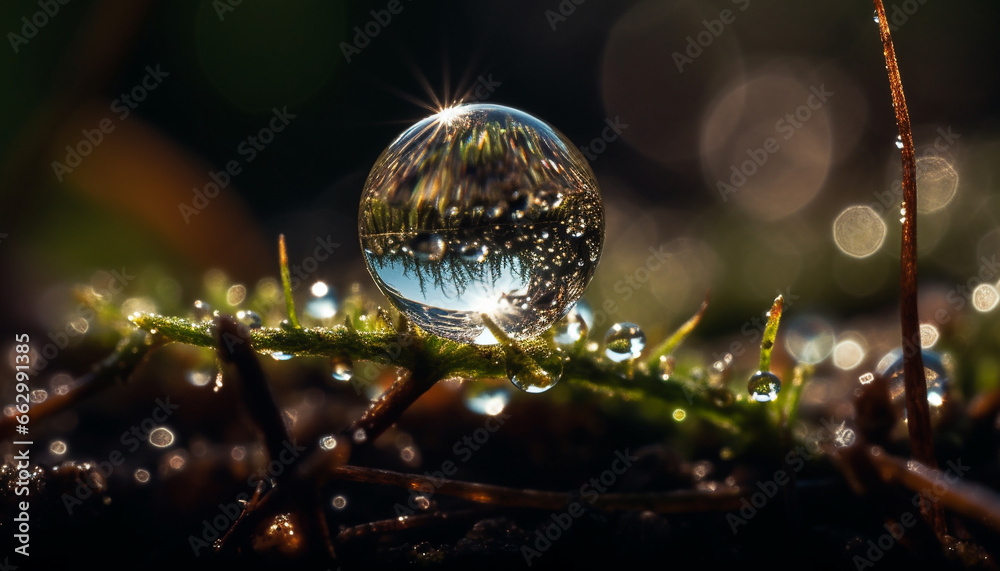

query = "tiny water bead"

[
  {"left": 330, "top": 357, "right": 354, "bottom": 382},
  {"left": 875, "top": 348, "right": 951, "bottom": 418},
  {"left": 236, "top": 309, "right": 262, "bottom": 329},
  {"left": 747, "top": 371, "right": 781, "bottom": 402},
  {"left": 358, "top": 103, "right": 605, "bottom": 344},
  {"left": 552, "top": 307, "right": 588, "bottom": 346},
  {"left": 603, "top": 322, "right": 645, "bottom": 362}
]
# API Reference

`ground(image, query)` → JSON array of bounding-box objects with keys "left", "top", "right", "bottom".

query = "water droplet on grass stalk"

[
  {"left": 358, "top": 104, "right": 604, "bottom": 344},
  {"left": 509, "top": 348, "right": 564, "bottom": 393},
  {"left": 747, "top": 371, "right": 781, "bottom": 402},
  {"left": 876, "top": 348, "right": 951, "bottom": 420},
  {"left": 604, "top": 322, "right": 645, "bottom": 362}
]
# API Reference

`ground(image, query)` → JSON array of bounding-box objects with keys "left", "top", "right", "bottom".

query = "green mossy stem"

[
  {"left": 757, "top": 294, "right": 783, "bottom": 374},
  {"left": 126, "top": 312, "right": 772, "bottom": 440},
  {"left": 278, "top": 234, "right": 302, "bottom": 329}
]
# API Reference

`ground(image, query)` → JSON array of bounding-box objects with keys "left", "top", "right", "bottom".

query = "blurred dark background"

[{"left": 1, "top": 0, "right": 999, "bottom": 411}]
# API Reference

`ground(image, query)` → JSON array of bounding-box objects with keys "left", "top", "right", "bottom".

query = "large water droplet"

[
  {"left": 875, "top": 348, "right": 951, "bottom": 419},
  {"left": 604, "top": 322, "right": 645, "bottom": 362},
  {"left": 358, "top": 104, "right": 605, "bottom": 344},
  {"left": 748, "top": 371, "right": 781, "bottom": 402},
  {"left": 509, "top": 348, "right": 564, "bottom": 393}
]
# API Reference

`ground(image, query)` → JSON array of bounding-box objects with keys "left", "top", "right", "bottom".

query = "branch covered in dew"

[{"left": 125, "top": 304, "right": 774, "bottom": 441}]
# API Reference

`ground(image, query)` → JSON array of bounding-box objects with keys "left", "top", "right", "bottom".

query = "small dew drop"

[
  {"left": 859, "top": 372, "right": 875, "bottom": 385},
  {"left": 657, "top": 354, "right": 676, "bottom": 381},
  {"left": 672, "top": 409, "right": 686, "bottom": 421},
  {"left": 331, "top": 357, "right": 354, "bottom": 382},
  {"left": 30, "top": 389, "right": 48, "bottom": 404},
  {"left": 236, "top": 310, "right": 262, "bottom": 329},
  {"left": 876, "top": 348, "right": 950, "bottom": 420},
  {"left": 603, "top": 322, "right": 645, "bottom": 362},
  {"left": 134, "top": 468, "right": 150, "bottom": 483},
  {"left": 49, "top": 440, "right": 67, "bottom": 455},
  {"left": 747, "top": 371, "right": 781, "bottom": 402},
  {"left": 319, "top": 435, "right": 338, "bottom": 450},
  {"left": 193, "top": 300, "right": 213, "bottom": 321},
  {"left": 508, "top": 348, "right": 564, "bottom": 393},
  {"left": 270, "top": 351, "right": 294, "bottom": 361},
  {"left": 895, "top": 135, "right": 904, "bottom": 149}
]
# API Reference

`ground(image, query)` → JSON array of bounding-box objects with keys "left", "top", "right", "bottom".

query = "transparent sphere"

[
  {"left": 604, "top": 322, "right": 646, "bottom": 362},
  {"left": 747, "top": 371, "right": 781, "bottom": 402},
  {"left": 359, "top": 104, "right": 605, "bottom": 344},
  {"left": 875, "top": 348, "right": 951, "bottom": 419}
]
